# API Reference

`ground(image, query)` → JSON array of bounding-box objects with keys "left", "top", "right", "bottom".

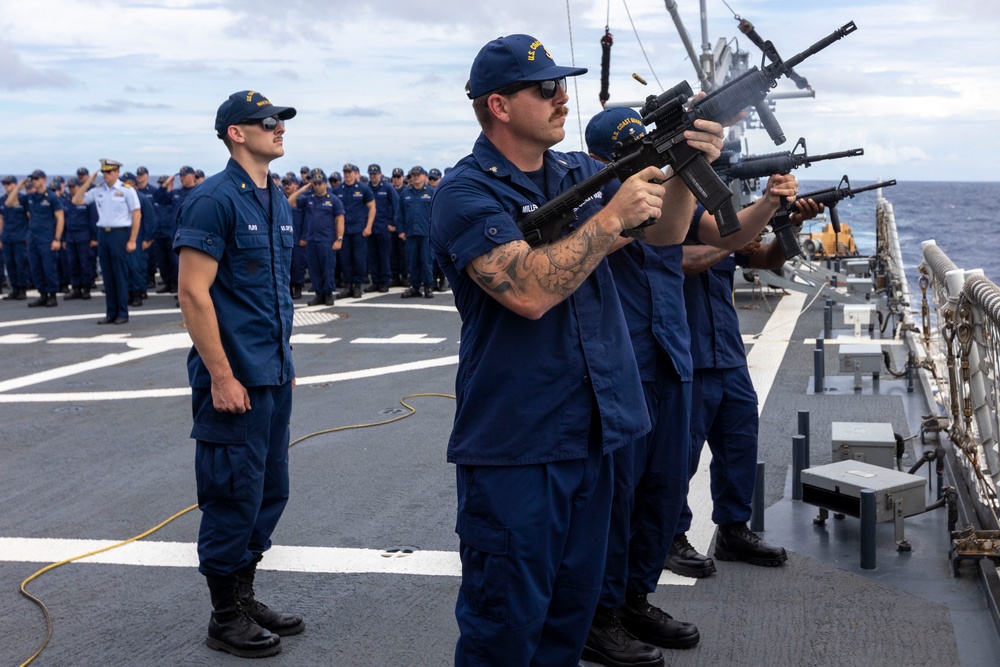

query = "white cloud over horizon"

[{"left": 0, "top": 0, "right": 997, "bottom": 182}]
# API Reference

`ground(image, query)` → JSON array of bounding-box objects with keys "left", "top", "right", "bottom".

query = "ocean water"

[{"left": 797, "top": 180, "right": 1000, "bottom": 286}]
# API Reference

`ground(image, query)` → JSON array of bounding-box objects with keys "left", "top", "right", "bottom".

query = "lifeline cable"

[{"left": 17, "top": 392, "right": 455, "bottom": 667}]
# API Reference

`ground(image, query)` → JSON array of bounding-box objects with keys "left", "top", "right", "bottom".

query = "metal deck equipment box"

[{"left": 831, "top": 421, "right": 896, "bottom": 469}]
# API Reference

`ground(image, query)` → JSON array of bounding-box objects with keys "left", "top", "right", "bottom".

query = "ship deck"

[{"left": 2, "top": 279, "right": 999, "bottom": 666}]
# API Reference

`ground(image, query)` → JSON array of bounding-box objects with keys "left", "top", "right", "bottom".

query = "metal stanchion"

[
  {"left": 792, "top": 435, "right": 806, "bottom": 501},
  {"left": 798, "top": 410, "right": 810, "bottom": 466},
  {"left": 860, "top": 489, "right": 877, "bottom": 570},
  {"left": 751, "top": 461, "right": 765, "bottom": 532}
]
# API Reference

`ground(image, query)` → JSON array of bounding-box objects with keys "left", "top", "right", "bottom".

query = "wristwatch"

[{"left": 336, "top": 236, "right": 344, "bottom": 241}]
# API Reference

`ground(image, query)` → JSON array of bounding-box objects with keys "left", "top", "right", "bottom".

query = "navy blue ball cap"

[
  {"left": 409, "top": 165, "right": 426, "bottom": 176},
  {"left": 329, "top": 171, "right": 343, "bottom": 182},
  {"left": 179, "top": 165, "right": 195, "bottom": 176},
  {"left": 76, "top": 166, "right": 89, "bottom": 176},
  {"left": 367, "top": 164, "right": 381, "bottom": 174},
  {"left": 136, "top": 166, "right": 148, "bottom": 175},
  {"left": 67, "top": 177, "right": 81, "bottom": 187},
  {"left": 391, "top": 167, "right": 404, "bottom": 177},
  {"left": 30, "top": 169, "right": 46, "bottom": 179},
  {"left": 428, "top": 168, "right": 442, "bottom": 179},
  {"left": 467, "top": 34, "right": 587, "bottom": 99},
  {"left": 51, "top": 175, "right": 65, "bottom": 185},
  {"left": 585, "top": 107, "right": 647, "bottom": 161},
  {"left": 122, "top": 172, "right": 137, "bottom": 183},
  {"left": 215, "top": 90, "right": 296, "bottom": 139},
  {"left": 310, "top": 168, "right": 326, "bottom": 182},
  {"left": 2, "top": 175, "right": 15, "bottom": 184},
  {"left": 194, "top": 169, "right": 205, "bottom": 178}
]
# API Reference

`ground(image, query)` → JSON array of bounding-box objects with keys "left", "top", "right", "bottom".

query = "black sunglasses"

[
  {"left": 496, "top": 77, "right": 566, "bottom": 100},
  {"left": 241, "top": 116, "right": 284, "bottom": 131}
]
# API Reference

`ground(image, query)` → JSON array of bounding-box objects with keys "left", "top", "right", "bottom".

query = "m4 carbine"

[
  {"left": 517, "top": 21, "right": 858, "bottom": 248},
  {"left": 714, "top": 138, "right": 863, "bottom": 183},
  {"left": 771, "top": 176, "right": 898, "bottom": 260}
]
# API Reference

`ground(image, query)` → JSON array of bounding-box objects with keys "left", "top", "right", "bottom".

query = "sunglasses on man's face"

[
  {"left": 241, "top": 116, "right": 285, "bottom": 131},
  {"left": 497, "top": 77, "right": 567, "bottom": 100}
]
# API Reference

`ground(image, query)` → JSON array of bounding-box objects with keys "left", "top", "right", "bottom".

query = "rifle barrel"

[{"left": 782, "top": 21, "right": 857, "bottom": 71}]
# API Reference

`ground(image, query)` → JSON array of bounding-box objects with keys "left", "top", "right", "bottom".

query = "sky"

[{"left": 1, "top": 0, "right": 997, "bottom": 182}]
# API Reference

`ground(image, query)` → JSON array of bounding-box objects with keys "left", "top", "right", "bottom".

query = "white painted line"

[
  {"left": 351, "top": 334, "right": 447, "bottom": 344},
  {"left": 289, "top": 334, "right": 341, "bottom": 344},
  {"left": 0, "top": 348, "right": 168, "bottom": 393},
  {"left": 339, "top": 302, "right": 458, "bottom": 313},
  {"left": 802, "top": 337, "right": 902, "bottom": 346},
  {"left": 0, "top": 333, "right": 43, "bottom": 344},
  {"left": 0, "top": 355, "right": 460, "bottom": 403},
  {"left": 0, "top": 308, "right": 181, "bottom": 329},
  {"left": 0, "top": 537, "right": 462, "bottom": 577},
  {"left": 684, "top": 292, "right": 806, "bottom": 559}
]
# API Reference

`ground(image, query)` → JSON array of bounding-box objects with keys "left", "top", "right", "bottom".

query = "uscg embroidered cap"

[
  {"left": 467, "top": 34, "right": 587, "bottom": 99},
  {"left": 310, "top": 168, "right": 326, "bottom": 182},
  {"left": 136, "top": 166, "right": 148, "bottom": 176},
  {"left": 585, "top": 107, "right": 647, "bottom": 161},
  {"left": 2, "top": 175, "right": 15, "bottom": 184},
  {"left": 29, "top": 169, "right": 46, "bottom": 179},
  {"left": 409, "top": 165, "right": 426, "bottom": 176},
  {"left": 367, "top": 164, "right": 381, "bottom": 174},
  {"left": 179, "top": 165, "right": 196, "bottom": 176},
  {"left": 391, "top": 167, "right": 404, "bottom": 177},
  {"left": 428, "top": 168, "right": 442, "bottom": 180},
  {"left": 215, "top": 90, "right": 296, "bottom": 139}
]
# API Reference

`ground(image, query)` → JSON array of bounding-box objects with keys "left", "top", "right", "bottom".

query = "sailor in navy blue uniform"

[
  {"left": 9, "top": 170, "right": 65, "bottom": 307},
  {"left": 282, "top": 176, "right": 307, "bottom": 299},
  {"left": 174, "top": 90, "right": 303, "bottom": 659},
  {"left": 151, "top": 175, "right": 176, "bottom": 290},
  {"left": 122, "top": 172, "right": 155, "bottom": 307},
  {"left": 1, "top": 174, "right": 30, "bottom": 301},
  {"left": 671, "top": 189, "right": 810, "bottom": 574},
  {"left": 388, "top": 167, "right": 408, "bottom": 286},
  {"left": 289, "top": 168, "right": 344, "bottom": 306},
  {"left": 153, "top": 165, "right": 198, "bottom": 293},
  {"left": 331, "top": 163, "right": 375, "bottom": 299},
  {"left": 364, "top": 164, "right": 397, "bottom": 292},
  {"left": 135, "top": 167, "right": 158, "bottom": 288},
  {"left": 74, "top": 159, "right": 141, "bottom": 324},
  {"left": 429, "top": 34, "right": 725, "bottom": 666},
  {"left": 395, "top": 166, "right": 435, "bottom": 298},
  {"left": 63, "top": 177, "right": 98, "bottom": 300}
]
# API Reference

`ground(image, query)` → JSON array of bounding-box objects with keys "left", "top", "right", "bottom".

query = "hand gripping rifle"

[
  {"left": 770, "top": 176, "right": 898, "bottom": 260},
  {"left": 516, "top": 21, "right": 857, "bottom": 248},
  {"left": 714, "top": 138, "right": 864, "bottom": 183}
]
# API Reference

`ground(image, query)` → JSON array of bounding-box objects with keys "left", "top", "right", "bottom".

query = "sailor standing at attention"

[
  {"left": 174, "top": 90, "right": 303, "bottom": 659},
  {"left": 1, "top": 174, "right": 31, "bottom": 301},
  {"left": 429, "top": 34, "right": 725, "bottom": 666},
  {"left": 73, "top": 159, "right": 141, "bottom": 324},
  {"left": 7, "top": 170, "right": 65, "bottom": 308}
]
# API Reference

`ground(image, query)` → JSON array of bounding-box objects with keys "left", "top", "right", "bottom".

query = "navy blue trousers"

[
  {"left": 3, "top": 239, "right": 29, "bottom": 288},
  {"left": 406, "top": 235, "right": 432, "bottom": 288},
  {"left": 152, "top": 237, "right": 177, "bottom": 285},
  {"left": 341, "top": 232, "right": 367, "bottom": 284},
  {"left": 193, "top": 382, "right": 292, "bottom": 576},
  {"left": 306, "top": 241, "right": 336, "bottom": 294},
  {"left": 97, "top": 228, "right": 131, "bottom": 320},
  {"left": 600, "top": 356, "right": 691, "bottom": 607},
  {"left": 676, "top": 365, "right": 759, "bottom": 532},
  {"left": 130, "top": 245, "right": 148, "bottom": 293},
  {"left": 66, "top": 240, "right": 95, "bottom": 287},
  {"left": 28, "top": 241, "right": 59, "bottom": 294},
  {"left": 454, "top": 416, "right": 613, "bottom": 666},
  {"left": 291, "top": 243, "right": 307, "bottom": 287},
  {"left": 366, "top": 229, "right": 391, "bottom": 285},
  {"left": 390, "top": 234, "right": 407, "bottom": 281}
]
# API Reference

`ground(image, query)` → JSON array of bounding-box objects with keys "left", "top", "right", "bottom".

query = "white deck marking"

[
  {"left": 0, "top": 308, "right": 181, "bottom": 329},
  {"left": 351, "top": 334, "right": 447, "bottom": 344},
  {"left": 289, "top": 334, "right": 342, "bottom": 344},
  {"left": 684, "top": 292, "right": 807, "bottom": 560},
  {"left": 0, "top": 537, "right": 462, "bottom": 576},
  {"left": 801, "top": 337, "right": 902, "bottom": 346},
  {"left": 0, "top": 333, "right": 44, "bottom": 344},
  {"left": 0, "top": 355, "right": 459, "bottom": 402}
]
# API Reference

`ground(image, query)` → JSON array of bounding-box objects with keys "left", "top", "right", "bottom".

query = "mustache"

[{"left": 550, "top": 106, "right": 569, "bottom": 121}]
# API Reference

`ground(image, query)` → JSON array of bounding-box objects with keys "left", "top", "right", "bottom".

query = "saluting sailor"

[
  {"left": 73, "top": 158, "right": 141, "bottom": 324},
  {"left": 6, "top": 170, "right": 64, "bottom": 308}
]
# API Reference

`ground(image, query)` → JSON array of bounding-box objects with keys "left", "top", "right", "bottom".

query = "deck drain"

[
  {"left": 381, "top": 546, "right": 420, "bottom": 558},
  {"left": 53, "top": 406, "right": 84, "bottom": 413},
  {"left": 379, "top": 408, "right": 408, "bottom": 415},
  {"left": 67, "top": 380, "right": 95, "bottom": 387}
]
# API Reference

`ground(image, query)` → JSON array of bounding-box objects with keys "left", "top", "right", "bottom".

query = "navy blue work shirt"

[
  {"left": 63, "top": 200, "right": 98, "bottom": 243},
  {"left": 24, "top": 190, "right": 64, "bottom": 243},
  {"left": 395, "top": 185, "right": 433, "bottom": 237},
  {"left": 608, "top": 242, "right": 692, "bottom": 382},
  {"left": 173, "top": 158, "right": 295, "bottom": 389},
  {"left": 430, "top": 133, "right": 649, "bottom": 466},
  {"left": 333, "top": 181, "right": 374, "bottom": 234},
  {"left": 1, "top": 198, "right": 30, "bottom": 242},
  {"left": 298, "top": 191, "right": 344, "bottom": 243},
  {"left": 683, "top": 204, "right": 748, "bottom": 370}
]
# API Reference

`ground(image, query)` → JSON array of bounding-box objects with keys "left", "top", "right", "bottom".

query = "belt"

[{"left": 102, "top": 226, "right": 129, "bottom": 232}]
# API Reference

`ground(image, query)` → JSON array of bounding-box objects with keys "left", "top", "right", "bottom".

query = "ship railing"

[{"left": 917, "top": 237, "right": 1000, "bottom": 529}]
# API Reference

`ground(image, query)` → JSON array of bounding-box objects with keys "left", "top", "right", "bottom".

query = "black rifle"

[
  {"left": 516, "top": 21, "right": 858, "bottom": 248},
  {"left": 714, "top": 138, "right": 863, "bottom": 182},
  {"left": 770, "top": 176, "right": 898, "bottom": 259}
]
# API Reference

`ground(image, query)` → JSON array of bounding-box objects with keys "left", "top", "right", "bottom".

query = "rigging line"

[
  {"left": 566, "top": 0, "right": 585, "bottom": 150},
  {"left": 621, "top": 0, "right": 663, "bottom": 90}
]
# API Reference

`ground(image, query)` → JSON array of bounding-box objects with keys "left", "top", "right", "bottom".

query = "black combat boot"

[
  {"left": 306, "top": 292, "right": 325, "bottom": 306},
  {"left": 204, "top": 573, "right": 282, "bottom": 658},
  {"left": 400, "top": 286, "right": 421, "bottom": 299},
  {"left": 64, "top": 287, "right": 83, "bottom": 300},
  {"left": 618, "top": 590, "right": 700, "bottom": 649},
  {"left": 363, "top": 282, "right": 381, "bottom": 293},
  {"left": 324, "top": 293, "right": 334, "bottom": 306},
  {"left": 290, "top": 284, "right": 302, "bottom": 300},
  {"left": 350, "top": 283, "right": 362, "bottom": 299},
  {"left": 665, "top": 533, "right": 716, "bottom": 578},
  {"left": 45, "top": 293, "right": 58, "bottom": 307},
  {"left": 582, "top": 606, "right": 664, "bottom": 667},
  {"left": 235, "top": 557, "right": 305, "bottom": 636},
  {"left": 155, "top": 282, "right": 172, "bottom": 294},
  {"left": 336, "top": 283, "right": 353, "bottom": 299},
  {"left": 422, "top": 285, "right": 434, "bottom": 299},
  {"left": 713, "top": 522, "right": 787, "bottom": 567},
  {"left": 28, "top": 292, "right": 48, "bottom": 307},
  {"left": 80, "top": 287, "right": 91, "bottom": 300}
]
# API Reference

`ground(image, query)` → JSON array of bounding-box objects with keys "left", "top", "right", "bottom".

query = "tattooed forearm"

[
  {"left": 468, "top": 216, "right": 620, "bottom": 305},
  {"left": 682, "top": 246, "right": 731, "bottom": 275}
]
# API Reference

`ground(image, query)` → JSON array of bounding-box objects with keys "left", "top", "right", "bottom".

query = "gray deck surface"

[{"left": 2, "top": 281, "right": 999, "bottom": 666}]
